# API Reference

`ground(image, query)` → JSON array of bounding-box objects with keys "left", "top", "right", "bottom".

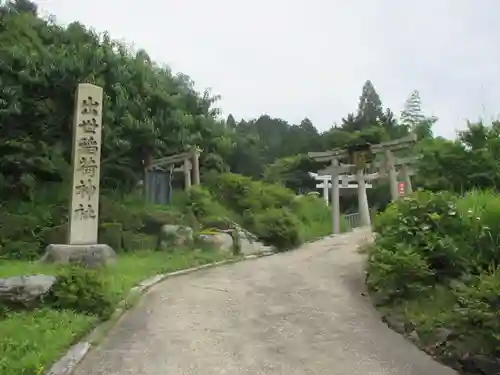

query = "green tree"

[
  {"left": 355, "top": 80, "right": 384, "bottom": 130},
  {"left": 226, "top": 114, "right": 236, "bottom": 128},
  {"left": 0, "top": 1, "right": 225, "bottom": 198},
  {"left": 400, "top": 90, "right": 435, "bottom": 140},
  {"left": 400, "top": 90, "right": 424, "bottom": 130},
  {"left": 414, "top": 121, "right": 500, "bottom": 192}
]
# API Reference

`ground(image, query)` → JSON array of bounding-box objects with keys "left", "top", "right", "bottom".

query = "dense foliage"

[
  {"left": 0, "top": 0, "right": 437, "bottom": 260},
  {"left": 367, "top": 189, "right": 500, "bottom": 372},
  {"left": 0, "top": 1, "right": 440, "bottom": 206},
  {"left": 3, "top": 1, "right": 500, "bottom": 374}
]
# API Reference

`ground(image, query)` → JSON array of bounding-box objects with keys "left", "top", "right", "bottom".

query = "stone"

[
  {"left": 40, "top": 244, "right": 116, "bottom": 268},
  {"left": 158, "top": 225, "right": 194, "bottom": 250},
  {"left": 240, "top": 237, "right": 271, "bottom": 255},
  {"left": 198, "top": 232, "right": 234, "bottom": 253},
  {"left": 45, "top": 342, "right": 91, "bottom": 375},
  {"left": 434, "top": 327, "right": 457, "bottom": 345},
  {"left": 470, "top": 354, "right": 500, "bottom": 375},
  {"left": 68, "top": 83, "right": 104, "bottom": 245},
  {"left": 0, "top": 274, "right": 56, "bottom": 305},
  {"left": 407, "top": 330, "right": 420, "bottom": 343},
  {"left": 235, "top": 227, "right": 273, "bottom": 255}
]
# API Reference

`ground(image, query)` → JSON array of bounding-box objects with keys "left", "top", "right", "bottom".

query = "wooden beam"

[{"left": 150, "top": 151, "right": 193, "bottom": 168}]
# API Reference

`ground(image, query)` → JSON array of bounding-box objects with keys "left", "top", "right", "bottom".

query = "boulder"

[
  {"left": 198, "top": 232, "right": 234, "bottom": 253},
  {"left": 237, "top": 229, "right": 273, "bottom": 255},
  {"left": 0, "top": 274, "right": 56, "bottom": 305},
  {"left": 40, "top": 244, "right": 116, "bottom": 268},
  {"left": 158, "top": 225, "right": 194, "bottom": 250}
]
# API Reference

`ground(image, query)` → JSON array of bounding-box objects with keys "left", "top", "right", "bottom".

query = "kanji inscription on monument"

[{"left": 68, "top": 83, "right": 103, "bottom": 244}]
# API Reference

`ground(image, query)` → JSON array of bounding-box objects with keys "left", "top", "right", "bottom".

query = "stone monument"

[{"left": 41, "top": 83, "right": 116, "bottom": 266}]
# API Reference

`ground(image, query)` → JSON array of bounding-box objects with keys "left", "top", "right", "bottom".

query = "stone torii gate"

[
  {"left": 372, "top": 155, "right": 420, "bottom": 200},
  {"left": 308, "top": 134, "right": 417, "bottom": 234},
  {"left": 309, "top": 172, "right": 375, "bottom": 205}
]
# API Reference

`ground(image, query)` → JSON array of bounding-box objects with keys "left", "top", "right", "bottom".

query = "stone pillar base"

[{"left": 40, "top": 244, "right": 116, "bottom": 268}]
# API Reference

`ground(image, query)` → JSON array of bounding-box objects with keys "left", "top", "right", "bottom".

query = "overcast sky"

[{"left": 34, "top": 0, "right": 500, "bottom": 138}]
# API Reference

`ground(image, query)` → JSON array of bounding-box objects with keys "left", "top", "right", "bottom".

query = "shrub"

[
  {"left": 122, "top": 231, "right": 158, "bottom": 251},
  {"left": 458, "top": 190, "right": 500, "bottom": 270},
  {"left": 252, "top": 208, "right": 302, "bottom": 251},
  {"left": 366, "top": 243, "right": 435, "bottom": 303},
  {"left": 98, "top": 222, "right": 123, "bottom": 252},
  {"left": 184, "top": 186, "right": 231, "bottom": 220},
  {"left": 451, "top": 267, "right": 500, "bottom": 355},
  {"left": 372, "top": 191, "right": 473, "bottom": 280},
  {"left": 209, "top": 173, "right": 295, "bottom": 216},
  {"left": 292, "top": 195, "right": 333, "bottom": 240},
  {"left": 0, "top": 213, "right": 40, "bottom": 242},
  {"left": 0, "top": 241, "right": 41, "bottom": 260},
  {"left": 99, "top": 196, "right": 143, "bottom": 232},
  {"left": 45, "top": 265, "right": 115, "bottom": 320},
  {"left": 39, "top": 224, "right": 67, "bottom": 246}
]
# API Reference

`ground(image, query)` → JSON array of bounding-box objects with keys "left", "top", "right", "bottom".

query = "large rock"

[
  {"left": 0, "top": 274, "right": 56, "bottom": 305},
  {"left": 198, "top": 232, "right": 234, "bottom": 253},
  {"left": 40, "top": 244, "right": 116, "bottom": 268},
  {"left": 158, "top": 225, "right": 194, "bottom": 250},
  {"left": 238, "top": 230, "right": 273, "bottom": 255}
]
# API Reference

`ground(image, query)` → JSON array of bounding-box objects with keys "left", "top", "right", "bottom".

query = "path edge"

[{"left": 44, "top": 250, "right": 275, "bottom": 375}]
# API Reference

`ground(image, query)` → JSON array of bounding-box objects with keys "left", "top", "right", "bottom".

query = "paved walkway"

[{"left": 74, "top": 228, "right": 456, "bottom": 375}]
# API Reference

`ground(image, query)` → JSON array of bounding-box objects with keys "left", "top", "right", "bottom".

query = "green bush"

[
  {"left": 292, "top": 195, "right": 333, "bottom": 240},
  {"left": 209, "top": 173, "right": 295, "bottom": 216},
  {"left": 0, "top": 241, "right": 40, "bottom": 260},
  {"left": 372, "top": 191, "right": 473, "bottom": 280},
  {"left": 184, "top": 186, "right": 231, "bottom": 220},
  {"left": 122, "top": 231, "right": 158, "bottom": 251},
  {"left": 457, "top": 190, "right": 500, "bottom": 270},
  {"left": 39, "top": 224, "right": 67, "bottom": 246},
  {"left": 451, "top": 267, "right": 500, "bottom": 355},
  {"left": 0, "top": 213, "right": 40, "bottom": 242},
  {"left": 45, "top": 265, "right": 115, "bottom": 320},
  {"left": 98, "top": 222, "right": 123, "bottom": 252},
  {"left": 366, "top": 243, "right": 435, "bottom": 303},
  {"left": 99, "top": 196, "right": 144, "bottom": 232},
  {"left": 252, "top": 208, "right": 302, "bottom": 251},
  {"left": 368, "top": 189, "right": 500, "bottom": 367},
  {"left": 140, "top": 209, "right": 184, "bottom": 235}
]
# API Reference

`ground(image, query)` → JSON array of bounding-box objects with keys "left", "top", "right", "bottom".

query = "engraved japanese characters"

[{"left": 68, "top": 84, "right": 104, "bottom": 244}]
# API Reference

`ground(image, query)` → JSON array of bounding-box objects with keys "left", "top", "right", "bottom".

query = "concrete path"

[{"left": 74, "top": 228, "right": 456, "bottom": 375}]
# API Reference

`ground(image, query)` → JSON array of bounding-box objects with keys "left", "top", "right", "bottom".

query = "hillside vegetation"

[
  {"left": 364, "top": 120, "right": 500, "bottom": 375},
  {"left": 2, "top": 1, "right": 500, "bottom": 375}
]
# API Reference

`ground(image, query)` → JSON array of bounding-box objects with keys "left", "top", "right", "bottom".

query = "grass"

[
  {"left": 293, "top": 195, "right": 351, "bottom": 241},
  {"left": 0, "top": 249, "right": 232, "bottom": 375},
  {"left": 383, "top": 286, "right": 457, "bottom": 345}
]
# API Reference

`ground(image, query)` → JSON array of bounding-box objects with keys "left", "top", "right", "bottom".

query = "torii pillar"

[{"left": 355, "top": 167, "right": 371, "bottom": 227}]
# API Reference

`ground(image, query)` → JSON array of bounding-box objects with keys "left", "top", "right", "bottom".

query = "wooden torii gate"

[
  {"left": 308, "top": 134, "right": 417, "bottom": 234},
  {"left": 144, "top": 146, "right": 201, "bottom": 204}
]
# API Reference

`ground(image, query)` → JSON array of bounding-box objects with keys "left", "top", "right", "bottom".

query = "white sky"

[{"left": 34, "top": 0, "right": 500, "bottom": 138}]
